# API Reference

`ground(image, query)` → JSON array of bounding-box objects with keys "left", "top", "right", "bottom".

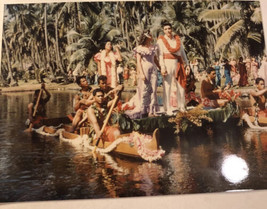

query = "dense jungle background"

[{"left": 1, "top": 0, "right": 265, "bottom": 87}]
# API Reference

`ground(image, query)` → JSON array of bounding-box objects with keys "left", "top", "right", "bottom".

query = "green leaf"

[
  {"left": 198, "top": 9, "right": 241, "bottom": 22},
  {"left": 215, "top": 19, "right": 244, "bottom": 52},
  {"left": 247, "top": 32, "right": 262, "bottom": 43},
  {"left": 250, "top": 8, "right": 262, "bottom": 24}
]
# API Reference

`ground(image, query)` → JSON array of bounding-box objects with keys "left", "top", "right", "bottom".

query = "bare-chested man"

[
  {"left": 87, "top": 88, "right": 120, "bottom": 143},
  {"left": 27, "top": 83, "right": 51, "bottom": 128},
  {"left": 72, "top": 76, "right": 94, "bottom": 131}
]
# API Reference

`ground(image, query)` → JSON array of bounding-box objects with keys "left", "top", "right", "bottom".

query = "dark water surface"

[{"left": 0, "top": 91, "right": 266, "bottom": 202}]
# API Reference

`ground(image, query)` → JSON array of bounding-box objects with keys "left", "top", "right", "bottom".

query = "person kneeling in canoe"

[
  {"left": 201, "top": 67, "right": 230, "bottom": 108},
  {"left": 87, "top": 88, "right": 120, "bottom": 143},
  {"left": 72, "top": 76, "right": 95, "bottom": 132},
  {"left": 26, "top": 83, "right": 51, "bottom": 129},
  {"left": 97, "top": 75, "right": 123, "bottom": 101},
  {"left": 250, "top": 77, "right": 267, "bottom": 117}
]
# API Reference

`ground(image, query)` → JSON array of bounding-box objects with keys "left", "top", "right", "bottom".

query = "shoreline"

[
  {"left": 0, "top": 79, "right": 254, "bottom": 94},
  {"left": 0, "top": 80, "right": 139, "bottom": 93}
]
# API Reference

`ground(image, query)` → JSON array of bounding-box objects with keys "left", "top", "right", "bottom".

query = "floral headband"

[{"left": 144, "top": 31, "right": 151, "bottom": 38}]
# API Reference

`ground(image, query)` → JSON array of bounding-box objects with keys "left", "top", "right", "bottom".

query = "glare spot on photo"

[{"left": 221, "top": 155, "right": 249, "bottom": 184}]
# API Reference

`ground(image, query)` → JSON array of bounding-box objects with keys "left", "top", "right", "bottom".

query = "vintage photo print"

[{"left": 0, "top": 0, "right": 267, "bottom": 208}]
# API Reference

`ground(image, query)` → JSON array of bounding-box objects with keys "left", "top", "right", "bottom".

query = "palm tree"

[
  {"left": 2, "top": 30, "right": 17, "bottom": 86},
  {"left": 198, "top": 1, "right": 264, "bottom": 59}
]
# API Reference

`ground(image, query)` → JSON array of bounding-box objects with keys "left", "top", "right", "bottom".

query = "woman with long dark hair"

[{"left": 94, "top": 41, "right": 122, "bottom": 88}]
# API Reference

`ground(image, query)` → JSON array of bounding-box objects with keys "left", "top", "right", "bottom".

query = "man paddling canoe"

[
  {"left": 86, "top": 88, "right": 121, "bottom": 143},
  {"left": 72, "top": 76, "right": 95, "bottom": 131},
  {"left": 26, "top": 83, "right": 51, "bottom": 129}
]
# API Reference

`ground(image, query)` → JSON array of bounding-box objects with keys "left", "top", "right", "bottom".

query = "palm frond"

[
  {"left": 247, "top": 32, "right": 262, "bottom": 43},
  {"left": 69, "top": 48, "right": 90, "bottom": 64},
  {"left": 250, "top": 8, "right": 262, "bottom": 24},
  {"left": 78, "top": 37, "right": 97, "bottom": 48},
  {"left": 66, "top": 43, "right": 80, "bottom": 52},
  {"left": 105, "top": 28, "right": 121, "bottom": 41},
  {"left": 215, "top": 20, "right": 244, "bottom": 52},
  {"left": 198, "top": 9, "right": 241, "bottom": 22},
  {"left": 209, "top": 19, "right": 228, "bottom": 31},
  {"left": 67, "top": 29, "right": 82, "bottom": 39}
]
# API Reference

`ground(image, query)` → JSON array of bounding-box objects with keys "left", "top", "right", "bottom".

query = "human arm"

[
  {"left": 87, "top": 107, "right": 101, "bottom": 139},
  {"left": 201, "top": 80, "right": 220, "bottom": 99},
  {"left": 74, "top": 94, "right": 95, "bottom": 111},
  {"left": 28, "top": 103, "right": 34, "bottom": 122},
  {"left": 154, "top": 55, "right": 161, "bottom": 70},
  {"left": 180, "top": 44, "right": 189, "bottom": 66},
  {"left": 250, "top": 88, "right": 267, "bottom": 97},
  {"left": 97, "top": 61, "right": 101, "bottom": 75},
  {"left": 136, "top": 53, "right": 146, "bottom": 80},
  {"left": 114, "top": 45, "right": 122, "bottom": 62},
  {"left": 41, "top": 83, "right": 51, "bottom": 103}
]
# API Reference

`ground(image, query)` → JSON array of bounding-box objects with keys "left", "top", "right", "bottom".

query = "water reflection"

[{"left": 0, "top": 91, "right": 267, "bottom": 202}]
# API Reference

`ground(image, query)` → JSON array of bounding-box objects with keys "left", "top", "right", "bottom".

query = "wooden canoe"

[
  {"left": 248, "top": 116, "right": 267, "bottom": 127},
  {"left": 242, "top": 113, "right": 267, "bottom": 130},
  {"left": 59, "top": 128, "right": 165, "bottom": 162}
]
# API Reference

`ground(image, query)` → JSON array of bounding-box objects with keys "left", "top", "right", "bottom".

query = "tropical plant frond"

[
  {"left": 209, "top": 19, "right": 228, "bottom": 31},
  {"left": 69, "top": 48, "right": 90, "bottom": 64},
  {"left": 247, "top": 32, "right": 262, "bottom": 43},
  {"left": 215, "top": 20, "right": 244, "bottom": 52},
  {"left": 250, "top": 8, "right": 262, "bottom": 24},
  {"left": 78, "top": 37, "right": 97, "bottom": 48},
  {"left": 66, "top": 43, "right": 80, "bottom": 52},
  {"left": 198, "top": 9, "right": 241, "bottom": 22},
  {"left": 163, "top": 5, "right": 176, "bottom": 21},
  {"left": 105, "top": 28, "right": 121, "bottom": 41},
  {"left": 67, "top": 29, "right": 82, "bottom": 39}
]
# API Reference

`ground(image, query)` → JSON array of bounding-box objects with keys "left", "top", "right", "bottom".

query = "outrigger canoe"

[
  {"left": 59, "top": 128, "right": 165, "bottom": 162},
  {"left": 32, "top": 123, "right": 165, "bottom": 162}
]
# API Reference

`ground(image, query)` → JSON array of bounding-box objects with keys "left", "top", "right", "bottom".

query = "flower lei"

[
  {"left": 59, "top": 131, "right": 165, "bottom": 162},
  {"left": 158, "top": 35, "right": 181, "bottom": 53},
  {"left": 100, "top": 50, "right": 117, "bottom": 88},
  {"left": 91, "top": 103, "right": 108, "bottom": 119}
]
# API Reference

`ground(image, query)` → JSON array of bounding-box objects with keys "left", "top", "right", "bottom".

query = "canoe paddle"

[
  {"left": 24, "top": 87, "right": 43, "bottom": 132},
  {"left": 93, "top": 89, "right": 121, "bottom": 152}
]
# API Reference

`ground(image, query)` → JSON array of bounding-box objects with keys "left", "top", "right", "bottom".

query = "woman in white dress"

[{"left": 258, "top": 56, "right": 267, "bottom": 87}]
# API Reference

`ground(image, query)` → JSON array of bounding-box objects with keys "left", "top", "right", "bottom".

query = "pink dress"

[
  {"left": 123, "top": 45, "right": 158, "bottom": 118},
  {"left": 94, "top": 52, "right": 119, "bottom": 87}
]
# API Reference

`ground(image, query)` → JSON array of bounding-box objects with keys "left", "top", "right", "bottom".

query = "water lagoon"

[{"left": 0, "top": 91, "right": 266, "bottom": 201}]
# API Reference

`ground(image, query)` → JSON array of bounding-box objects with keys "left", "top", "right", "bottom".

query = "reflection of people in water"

[{"left": 71, "top": 151, "right": 163, "bottom": 198}]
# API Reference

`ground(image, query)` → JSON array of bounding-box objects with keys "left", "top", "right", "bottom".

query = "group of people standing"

[
  {"left": 95, "top": 21, "right": 191, "bottom": 118},
  {"left": 211, "top": 56, "right": 267, "bottom": 89},
  {"left": 27, "top": 20, "right": 266, "bottom": 141}
]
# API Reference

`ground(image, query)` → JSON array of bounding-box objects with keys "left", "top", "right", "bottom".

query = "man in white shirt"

[{"left": 157, "top": 21, "right": 189, "bottom": 115}]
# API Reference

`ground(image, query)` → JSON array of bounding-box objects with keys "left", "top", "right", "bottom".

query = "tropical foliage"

[{"left": 1, "top": 1, "right": 265, "bottom": 86}]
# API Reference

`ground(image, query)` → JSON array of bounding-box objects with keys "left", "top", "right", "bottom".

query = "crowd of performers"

[{"left": 27, "top": 21, "right": 267, "bottom": 142}]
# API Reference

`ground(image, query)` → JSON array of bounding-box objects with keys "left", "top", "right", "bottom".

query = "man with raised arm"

[
  {"left": 72, "top": 76, "right": 94, "bottom": 131},
  {"left": 27, "top": 83, "right": 51, "bottom": 129}
]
